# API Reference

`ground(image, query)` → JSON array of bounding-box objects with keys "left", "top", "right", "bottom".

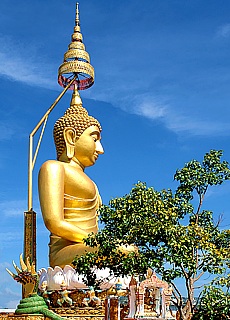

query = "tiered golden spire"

[{"left": 58, "top": 3, "right": 94, "bottom": 90}]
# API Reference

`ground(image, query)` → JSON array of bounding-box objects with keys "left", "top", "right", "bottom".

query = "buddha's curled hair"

[{"left": 53, "top": 104, "right": 101, "bottom": 159}]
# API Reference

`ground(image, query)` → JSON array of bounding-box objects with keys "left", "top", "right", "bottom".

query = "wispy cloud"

[
  {"left": 0, "top": 122, "right": 15, "bottom": 141},
  {"left": 107, "top": 92, "right": 230, "bottom": 137},
  {"left": 0, "top": 287, "right": 21, "bottom": 299},
  {"left": 0, "top": 232, "right": 22, "bottom": 245},
  {"left": 0, "top": 282, "right": 20, "bottom": 308},
  {"left": 0, "top": 262, "right": 16, "bottom": 285},
  {"left": 4, "top": 288, "right": 21, "bottom": 298},
  {"left": 82, "top": 72, "right": 230, "bottom": 137},
  {"left": 123, "top": 94, "right": 167, "bottom": 120},
  {"left": 0, "top": 262, "right": 11, "bottom": 283},
  {"left": 4, "top": 300, "right": 19, "bottom": 309},
  {"left": 216, "top": 23, "right": 230, "bottom": 38},
  {"left": 0, "top": 200, "right": 26, "bottom": 217},
  {"left": 0, "top": 268, "right": 20, "bottom": 309},
  {"left": 164, "top": 112, "right": 230, "bottom": 137},
  {"left": 0, "top": 33, "right": 229, "bottom": 138},
  {"left": 0, "top": 35, "right": 56, "bottom": 89}
]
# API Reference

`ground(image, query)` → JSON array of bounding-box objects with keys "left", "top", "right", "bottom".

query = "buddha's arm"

[{"left": 38, "top": 160, "right": 89, "bottom": 242}]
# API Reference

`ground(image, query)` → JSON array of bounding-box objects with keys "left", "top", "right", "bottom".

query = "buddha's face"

[{"left": 73, "top": 125, "right": 104, "bottom": 167}]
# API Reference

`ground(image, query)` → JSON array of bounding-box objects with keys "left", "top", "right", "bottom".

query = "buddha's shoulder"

[
  {"left": 39, "top": 160, "right": 65, "bottom": 172},
  {"left": 40, "top": 160, "right": 83, "bottom": 175}
]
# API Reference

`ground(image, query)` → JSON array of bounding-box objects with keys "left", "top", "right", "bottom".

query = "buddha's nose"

[{"left": 96, "top": 141, "right": 104, "bottom": 154}]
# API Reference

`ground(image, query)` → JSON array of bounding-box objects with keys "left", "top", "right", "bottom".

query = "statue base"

[{"left": 0, "top": 313, "right": 104, "bottom": 320}]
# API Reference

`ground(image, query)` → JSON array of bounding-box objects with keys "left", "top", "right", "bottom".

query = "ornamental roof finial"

[
  {"left": 58, "top": 2, "right": 94, "bottom": 90},
  {"left": 75, "top": 3, "right": 80, "bottom": 27}
]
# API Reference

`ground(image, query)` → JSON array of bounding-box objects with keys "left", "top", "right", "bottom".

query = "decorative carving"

[
  {"left": 58, "top": 61, "right": 94, "bottom": 80},
  {"left": 6, "top": 254, "right": 38, "bottom": 298},
  {"left": 64, "top": 50, "right": 90, "bottom": 62}
]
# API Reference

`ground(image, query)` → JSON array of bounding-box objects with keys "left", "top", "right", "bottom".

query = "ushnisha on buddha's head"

[{"left": 53, "top": 88, "right": 103, "bottom": 168}]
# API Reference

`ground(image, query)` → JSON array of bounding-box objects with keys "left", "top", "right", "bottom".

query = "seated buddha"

[{"left": 38, "top": 87, "right": 104, "bottom": 268}]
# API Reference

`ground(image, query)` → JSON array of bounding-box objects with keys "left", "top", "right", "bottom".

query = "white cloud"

[
  {"left": 164, "top": 113, "right": 230, "bottom": 136},
  {"left": 0, "top": 263, "right": 22, "bottom": 308},
  {"left": 135, "top": 102, "right": 165, "bottom": 119},
  {"left": 126, "top": 94, "right": 167, "bottom": 120},
  {"left": 0, "top": 122, "right": 15, "bottom": 141},
  {"left": 5, "top": 300, "right": 19, "bottom": 309},
  {"left": 115, "top": 93, "right": 230, "bottom": 137},
  {"left": 0, "top": 34, "right": 228, "bottom": 138},
  {"left": 0, "top": 288, "right": 20, "bottom": 308},
  {"left": 0, "top": 262, "right": 11, "bottom": 285},
  {"left": 0, "top": 35, "right": 57, "bottom": 89},
  {"left": 0, "top": 232, "right": 22, "bottom": 248},
  {"left": 0, "top": 262, "right": 11, "bottom": 270},
  {"left": 0, "top": 200, "right": 26, "bottom": 216},
  {"left": 0, "top": 263, "right": 16, "bottom": 286},
  {"left": 216, "top": 23, "right": 230, "bottom": 38},
  {"left": 83, "top": 80, "right": 230, "bottom": 137},
  {"left": 5, "top": 289, "right": 20, "bottom": 298}
]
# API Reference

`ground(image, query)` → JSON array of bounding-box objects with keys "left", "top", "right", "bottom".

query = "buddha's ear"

[{"left": 63, "top": 127, "right": 76, "bottom": 159}]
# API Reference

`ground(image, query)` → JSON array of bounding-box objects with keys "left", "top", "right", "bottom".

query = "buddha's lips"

[{"left": 94, "top": 154, "right": 98, "bottom": 160}]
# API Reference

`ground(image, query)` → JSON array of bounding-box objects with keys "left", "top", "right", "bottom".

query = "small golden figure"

[
  {"left": 57, "top": 281, "right": 72, "bottom": 307},
  {"left": 82, "top": 287, "right": 101, "bottom": 307},
  {"left": 40, "top": 281, "right": 51, "bottom": 306},
  {"left": 38, "top": 87, "right": 104, "bottom": 268}
]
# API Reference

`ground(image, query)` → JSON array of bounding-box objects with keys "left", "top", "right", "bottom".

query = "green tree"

[
  {"left": 192, "top": 274, "right": 230, "bottom": 320},
  {"left": 73, "top": 150, "right": 230, "bottom": 320}
]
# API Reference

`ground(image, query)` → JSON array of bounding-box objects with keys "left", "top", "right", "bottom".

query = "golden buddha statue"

[{"left": 38, "top": 87, "right": 104, "bottom": 268}]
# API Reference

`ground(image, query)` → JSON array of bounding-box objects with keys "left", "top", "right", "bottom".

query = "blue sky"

[{"left": 0, "top": 0, "right": 230, "bottom": 308}]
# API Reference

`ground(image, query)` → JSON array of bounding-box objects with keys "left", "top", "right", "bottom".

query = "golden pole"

[
  {"left": 24, "top": 75, "right": 77, "bottom": 273},
  {"left": 27, "top": 75, "right": 77, "bottom": 211}
]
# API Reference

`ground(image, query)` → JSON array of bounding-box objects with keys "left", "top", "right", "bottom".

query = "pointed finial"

[
  {"left": 75, "top": 3, "right": 80, "bottom": 27},
  {"left": 70, "top": 84, "right": 83, "bottom": 107},
  {"left": 58, "top": 2, "right": 95, "bottom": 90}
]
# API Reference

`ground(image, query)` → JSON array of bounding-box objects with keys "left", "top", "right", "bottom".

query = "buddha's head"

[{"left": 53, "top": 89, "right": 103, "bottom": 167}]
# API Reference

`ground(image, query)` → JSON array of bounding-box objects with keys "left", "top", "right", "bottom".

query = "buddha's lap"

[{"left": 49, "top": 237, "right": 96, "bottom": 268}]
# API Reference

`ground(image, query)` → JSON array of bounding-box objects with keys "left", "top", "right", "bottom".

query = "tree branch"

[
  {"left": 180, "top": 263, "right": 189, "bottom": 279},
  {"left": 195, "top": 185, "right": 208, "bottom": 222},
  {"left": 171, "top": 282, "right": 183, "bottom": 307},
  {"left": 194, "top": 270, "right": 205, "bottom": 282}
]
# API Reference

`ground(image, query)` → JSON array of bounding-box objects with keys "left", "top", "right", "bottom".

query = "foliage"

[
  {"left": 192, "top": 275, "right": 230, "bottom": 320},
  {"left": 73, "top": 150, "right": 230, "bottom": 320}
]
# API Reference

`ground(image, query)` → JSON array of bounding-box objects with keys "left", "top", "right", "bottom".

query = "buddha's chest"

[{"left": 64, "top": 166, "right": 96, "bottom": 199}]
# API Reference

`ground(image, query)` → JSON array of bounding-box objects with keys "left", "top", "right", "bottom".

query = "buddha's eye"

[{"left": 92, "top": 137, "right": 97, "bottom": 142}]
